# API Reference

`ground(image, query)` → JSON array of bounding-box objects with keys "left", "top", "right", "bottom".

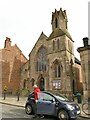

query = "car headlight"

[{"left": 67, "top": 104, "right": 75, "bottom": 110}]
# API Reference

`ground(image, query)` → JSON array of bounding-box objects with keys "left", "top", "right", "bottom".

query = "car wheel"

[
  {"left": 58, "top": 109, "right": 70, "bottom": 120},
  {"left": 25, "top": 104, "right": 32, "bottom": 115}
]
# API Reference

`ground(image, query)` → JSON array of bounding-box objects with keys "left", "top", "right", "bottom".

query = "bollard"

[
  {"left": 3, "top": 92, "right": 6, "bottom": 100},
  {"left": 16, "top": 89, "right": 20, "bottom": 101},
  {"left": 17, "top": 94, "right": 20, "bottom": 101}
]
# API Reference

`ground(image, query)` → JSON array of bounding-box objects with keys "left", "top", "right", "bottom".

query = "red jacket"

[{"left": 34, "top": 87, "right": 40, "bottom": 101}]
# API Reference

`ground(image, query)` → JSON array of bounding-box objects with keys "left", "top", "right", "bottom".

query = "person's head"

[{"left": 33, "top": 84, "right": 38, "bottom": 89}]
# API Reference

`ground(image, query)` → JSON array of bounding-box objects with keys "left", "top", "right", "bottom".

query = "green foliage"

[{"left": 4, "top": 85, "right": 7, "bottom": 91}]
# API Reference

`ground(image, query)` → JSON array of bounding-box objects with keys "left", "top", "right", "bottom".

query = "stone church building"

[
  {"left": 21, "top": 8, "right": 82, "bottom": 97},
  {"left": 77, "top": 37, "right": 90, "bottom": 101}
]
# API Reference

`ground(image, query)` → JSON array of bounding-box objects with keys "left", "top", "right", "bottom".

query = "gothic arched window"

[
  {"left": 57, "top": 39, "right": 60, "bottom": 49},
  {"left": 53, "top": 40, "right": 55, "bottom": 50},
  {"left": 36, "top": 47, "right": 47, "bottom": 72},
  {"left": 54, "top": 60, "right": 61, "bottom": 78},
  {"left": 55, "top": 18, "right": 58, "bottom": 28},
  {"left": 23, "top": 79, "right": 26, "bottom": 89}
]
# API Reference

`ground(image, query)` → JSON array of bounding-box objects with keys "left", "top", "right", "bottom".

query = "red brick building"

[{"left": 0, "top": 37, "right": 28, "bottom": 94}]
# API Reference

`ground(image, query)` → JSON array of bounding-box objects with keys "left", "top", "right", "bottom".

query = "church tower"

[
  {"left": 52, "top": 8, "right": 68, "bottom": 31},
  {"left": 47, "top": 8, "right": 75, "bottom": 97}
]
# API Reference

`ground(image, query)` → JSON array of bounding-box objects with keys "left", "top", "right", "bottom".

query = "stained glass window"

[{"left": 36, "top": 47, "right": 47, "bottom": 72}]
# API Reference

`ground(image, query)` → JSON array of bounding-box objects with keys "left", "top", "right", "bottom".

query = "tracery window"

[{"left": 36, "top": 47, "right": 47, "bottom": 72}]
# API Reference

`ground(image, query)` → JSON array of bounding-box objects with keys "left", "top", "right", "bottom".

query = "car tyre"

[
  {"left": 25, "top": 104, "right": 32, "bottom": 115},
  {"left": 58, "top": 109, "right": 70, "bottom": 120}
]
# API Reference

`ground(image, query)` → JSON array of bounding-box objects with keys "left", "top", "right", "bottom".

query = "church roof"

[
  {"left": 38, "top": 32, "right": 48, "bottom": 40},
  {"left": 75, "top": 57, "right": 81, "bottom": 65},
  {"left": 47, "top": 28, "right": 73, "bottom": 41},
  {"left": 29, "top": 32, "right": 48, "bottom": 56}
]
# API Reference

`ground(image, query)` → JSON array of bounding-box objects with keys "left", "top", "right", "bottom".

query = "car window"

[
  {"left": 28, "top": 92, "right": 34, "bottom": 99},
  {"left": 55, "top": 94, "right": 69, "bottom": 101},
  {"left": 38, "top": 92, "right": 55, "bottom": 101}
]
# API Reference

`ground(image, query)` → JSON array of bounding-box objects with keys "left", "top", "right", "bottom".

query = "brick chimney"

[
  {"left": 83, "top": 37, "right": 89, "bottom": 47},
  {"left": 4, "top": 37, "right": 11, "bottom": 48}
]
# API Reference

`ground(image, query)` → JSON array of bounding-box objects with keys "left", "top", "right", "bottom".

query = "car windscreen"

[{"left": 55, "top": 95, "right": 69, "bottom": 101}]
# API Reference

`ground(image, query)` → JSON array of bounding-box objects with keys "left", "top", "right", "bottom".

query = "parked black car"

[{"left": 25, "top": 91, "right": 80, "bottom": 120}]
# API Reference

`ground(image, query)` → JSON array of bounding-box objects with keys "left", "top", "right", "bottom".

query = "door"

[
  {"left": 37, "top": 92, "right": 56, "bottom": 115},
  {"left": 39, "top": 77, "right": 44, "bottom": 91}
]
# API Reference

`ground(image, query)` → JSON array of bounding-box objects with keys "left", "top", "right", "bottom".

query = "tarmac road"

[{"left": 1, "top": 104, "right": 86, "bottom": 120}]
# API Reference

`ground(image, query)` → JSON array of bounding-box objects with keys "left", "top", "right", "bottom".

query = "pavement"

[{"left": 0, "top": 95, "right": 90, "bottom": 119}]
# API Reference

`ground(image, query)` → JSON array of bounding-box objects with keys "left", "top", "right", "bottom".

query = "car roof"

[{"left": 29, "top": 91, "right": 62, "bottom": 97}]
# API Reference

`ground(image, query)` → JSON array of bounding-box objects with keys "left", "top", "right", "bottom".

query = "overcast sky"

[{"left": 0, "top": 0, "right": 89, "bottom": 60}]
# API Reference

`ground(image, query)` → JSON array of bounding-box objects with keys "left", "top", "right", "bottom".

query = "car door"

[{"left": 37, "top": 92, "right": 56, "bottom": 115}]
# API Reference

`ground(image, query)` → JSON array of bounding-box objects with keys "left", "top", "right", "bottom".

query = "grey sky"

[{"left": 0, "top": 0, "right": 89, "bottom": 59}]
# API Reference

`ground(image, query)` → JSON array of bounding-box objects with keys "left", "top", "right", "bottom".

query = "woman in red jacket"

[
  {"left": 33, "top": 84, "right": 44, "bottom": 119},
  {"left": 34, "top": 84, "right": 40, "bottom": 102}
]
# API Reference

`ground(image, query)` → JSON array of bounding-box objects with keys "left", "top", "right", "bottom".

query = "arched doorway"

[
  {"left": 39, "top": 77, "right": 44, "bottom": 91},
  {"left": 38, "top": 73, "right": 45, "bottom": 91}
]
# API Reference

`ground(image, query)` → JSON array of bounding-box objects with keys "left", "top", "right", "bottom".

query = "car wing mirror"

[
  {"left": 55, "top": 101, "right": 59, "bottom": 106},
  {"left": 50, "top": 98, "right": 55, "bottom": 103}
]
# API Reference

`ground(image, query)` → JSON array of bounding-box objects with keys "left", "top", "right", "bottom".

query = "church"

[{"left": 21, "top": 8, "right": 82, "bottom": 98}]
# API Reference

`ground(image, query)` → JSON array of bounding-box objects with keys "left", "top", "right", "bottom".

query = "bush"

[{"left": 21, "top": 88, "right": 30, "bottom": 96}]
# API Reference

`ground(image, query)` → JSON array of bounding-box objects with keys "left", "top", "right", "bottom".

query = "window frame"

[
  {"left": 54, "top": 64, "right": 61, "bottom": 78},
  {"left": 36, "top": 47, "right": 47, "bottom": 72}
]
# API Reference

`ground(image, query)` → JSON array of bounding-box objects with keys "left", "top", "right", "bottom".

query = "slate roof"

[
  {"left": 75, "top": 57, "right": 81, "bottom": 65},
  {"left": 47, "top": 28, "right": 73, "bottom": 41}
]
